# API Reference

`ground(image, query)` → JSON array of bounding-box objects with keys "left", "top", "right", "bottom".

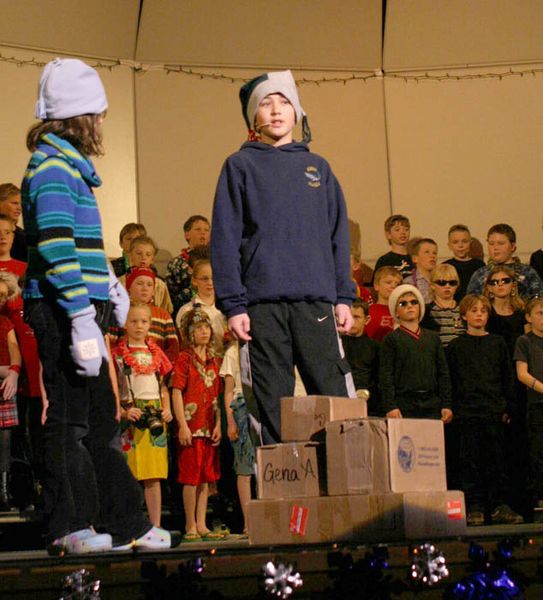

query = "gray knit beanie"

[{"left": 35, "top": 58, "right": 108, "bottom": 120}]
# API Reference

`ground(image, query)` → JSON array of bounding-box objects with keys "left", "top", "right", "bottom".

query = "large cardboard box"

[
  {"left": 401, "top": 491, "right": 466, "bottom": 539},
  {"left": 281, "top": 396, "right": 367, "bottom": 442},
  {"left": 247, "top": 491, "right": 466, "bottom": 545},
  {"left": 387, "top": 418, "right": 447, "bottom": 492},
  {"left": 247, "top": 493, "right": 403, "bottom": 545},
  {"left": 256, "top": 443, "right": 324, "bottom": 499},
  {"left": 326, "top": 419, "right": 390, "bottom": 495}
]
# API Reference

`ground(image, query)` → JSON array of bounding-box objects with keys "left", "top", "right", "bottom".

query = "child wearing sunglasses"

[
  {"left": 422, "top": 264, "right": 466, "bottom": 347},
  {"left": 483, "top": 266, "right": 527, "bottom": 359},
  {"left": 380, "top": 284, "right": 453, "bottom": 422}
]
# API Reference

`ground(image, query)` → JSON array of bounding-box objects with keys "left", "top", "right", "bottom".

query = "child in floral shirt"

[{"left": 171, "top": 309, "right": 222, "bottom": 541}]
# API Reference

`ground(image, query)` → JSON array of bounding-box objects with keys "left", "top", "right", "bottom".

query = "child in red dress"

[{"left": 171, "top": 309, "right": 222, "bottom": 541}]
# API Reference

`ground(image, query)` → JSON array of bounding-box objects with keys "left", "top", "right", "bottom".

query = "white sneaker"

[
  {"left": 48, "top": 528, "right": 112, "bottom": 555},
  {"left": 112, "top": 526, "right": 174, "bottom": 552}
]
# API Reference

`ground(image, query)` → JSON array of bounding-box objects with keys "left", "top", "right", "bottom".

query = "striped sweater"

[{"left": 21, "top": 133, "right": 109, "bottom": 315}]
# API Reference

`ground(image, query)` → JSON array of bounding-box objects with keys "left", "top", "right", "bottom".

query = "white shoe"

[
  {"left": 48, "top": 528, "right": 112, "bottom": 555},
  {"left": 112, "top": 526, "right": 175, "bottom": 551}
]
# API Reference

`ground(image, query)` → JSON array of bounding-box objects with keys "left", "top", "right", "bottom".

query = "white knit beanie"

[
  {"left": 388, "top": 284, "right": 426, "bottom": 323},
  {"left": 35, "top": 58, "right": 108, "bottom": 120}
]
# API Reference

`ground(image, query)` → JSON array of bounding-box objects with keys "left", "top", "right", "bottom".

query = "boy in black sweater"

[
  {"left": 380, "top": 284, "right": 453, "bottom": 421},
  {"left": 446, "top": 294, "right": 523, "bottom": 526},
  {"left": 211, "top": 71, "right": 355, "bottom": 443},
  {"left": 341, "top": 299, "right": 380, "bottom": 415}
]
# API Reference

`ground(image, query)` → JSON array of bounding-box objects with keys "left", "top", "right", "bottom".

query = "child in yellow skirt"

[{"left": 112, "top": 303, "right": 173, "bottom": 526}]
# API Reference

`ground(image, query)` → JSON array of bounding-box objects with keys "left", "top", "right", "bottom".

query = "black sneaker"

[
  {"left": 490, "top": 504, "right": 524, "bottom": 525},
  {"left": 467, "top": 511, "right": 485, "bottom": 527}
]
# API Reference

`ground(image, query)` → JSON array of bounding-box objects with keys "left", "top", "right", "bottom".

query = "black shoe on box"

[{"left": 467, "top": 511, "right": 485, "bottom": 527}]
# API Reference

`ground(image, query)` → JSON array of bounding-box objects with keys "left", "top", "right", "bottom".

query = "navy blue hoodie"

[{"left": 211, "top": 141, "right": 355, "bottom": 318}]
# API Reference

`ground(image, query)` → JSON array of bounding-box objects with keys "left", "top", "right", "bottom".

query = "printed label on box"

[
  {"left": 447, "top": 500, "right": 463, "bottom": 520},
  {"left": 289, "top": 505, "right": 309, "bottom": 535}
]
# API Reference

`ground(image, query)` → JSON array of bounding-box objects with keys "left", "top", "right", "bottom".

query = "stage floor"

[{"left": 1, "top": 523, "right": 543, "bottom": 599}]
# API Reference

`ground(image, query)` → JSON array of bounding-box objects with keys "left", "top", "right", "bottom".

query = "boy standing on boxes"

[
  {"left": 211, "top": 70, "right": 356, "bottom": 444},
  {"left": 380, "top": 284, "right": 453, "bottom": 422},
  {"left": 447, "top": 294, "right": 523, "bottom": 525}
]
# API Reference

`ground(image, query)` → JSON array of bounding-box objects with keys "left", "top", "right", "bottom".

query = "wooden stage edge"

[{"left": 2, "top": 524, "right": 543, "bottom": 598}]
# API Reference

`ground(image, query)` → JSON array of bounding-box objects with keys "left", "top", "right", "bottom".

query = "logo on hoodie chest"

[{"left": 304, "top": 166, "right": 321, "bottom": 188}]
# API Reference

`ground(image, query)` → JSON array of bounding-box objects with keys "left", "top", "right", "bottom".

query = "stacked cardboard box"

[{"left": 247, "top": 396, "right": 466, "bottom": 546}]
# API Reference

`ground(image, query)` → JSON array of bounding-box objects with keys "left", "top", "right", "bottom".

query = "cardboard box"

[
  {"left": 387, "top": 418, "right": 447, "bottom": 492},
  {"left": 247, "top": 491, "right": 465, "bottom": 545},
  {"left": 326, "top": 419, "right": 390, "bottom": 496},
  {"left": 256, "top": 443, "right": 324, "bottom": 499},
  {"left": 247, "top": 493, "right": 403, "bottom": 545},
  {"left": 281, "top": 396, "right": 367, "bottom": 442},
  {"left": 401, "top": 491, "right": 466, "bottom": 539}
]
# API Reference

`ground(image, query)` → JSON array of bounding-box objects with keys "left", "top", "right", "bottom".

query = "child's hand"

[
  {"left": 161, "top": 407, "right": 173, "bottom": 423},
  {"left": 126, "top": 407, "right": 143, "bottom": 422},
  {"left": 441, "top": 408, "right": 453, "bottom": 423},
  {"left": 335, "top": 304, "right": 353, "bottom": 334},
  {"left": 502, "top": 412, "right": 511, "bottom": 425},
  {"left": 178, "top": 423, "right": 192, "bottom": 446},
  {"left": 211, "top": 423, "right": 222, "bottom": 446},
  {"left": 41, "top": 397, "right": 49, "bottom": 426},
  {"left": 228, "top": 314, "right": 252, "bottom": 342},
  {"left": 227, "top": 415, "right": 239, "bottom": 442},
  {"left": 0, "top": 370, "right": 18, "bottom": 400},
  {"left": 386, "top": 408, "right": 402, "bottom": 418}
]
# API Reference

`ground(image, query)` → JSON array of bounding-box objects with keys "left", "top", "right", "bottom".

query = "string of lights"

[{"left": 1, "top": 50, "right": 543, "bottom": 85}]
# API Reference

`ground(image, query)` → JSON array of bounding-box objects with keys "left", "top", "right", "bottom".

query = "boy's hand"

[
  {"left": 441, "top": 408, "right": 453, "bottom": 423},
  {"left": 335, "top": 304, "right": 353, "bottom": 333},
  {"left": 227, "top": 414, "right": 239, "bottom": 442},
  {"left": 211, "top": 423, "right": 222, "bottom": 446},
  {"left": 178, "top": 423, "right": 192, "bottom": 446},
  {"left": 502, "top": 412, "right": 511, "bottom": 424},
  {"left": 126, "top": 407, "right": 143, "bottom": 422},
  {"left": 161, "top": 407, "right": 173, "bottom": 423},
  {"left": 386, "top": 408, "right": 402, "bottom": 418},
  {"left": 228, "top": 313, "right": 252, "bottom": 341}
]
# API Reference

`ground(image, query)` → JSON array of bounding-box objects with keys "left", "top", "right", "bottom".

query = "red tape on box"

[
  {"left": 447, "top": 500, "right": 463, "bottom": 520},
  {"left": 289, "top": 505, "right": 309, "bottom": 535}
]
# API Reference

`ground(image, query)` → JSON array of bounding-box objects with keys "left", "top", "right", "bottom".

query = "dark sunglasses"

[
  {"left": 488, "top": 277, "right": 513, "bottom": 286},
  {"left": 434, "top": 279, "right": 459, "bottom": 287},
  {"left": 398, "top": 299, "right": 420, "bottom": 308}
]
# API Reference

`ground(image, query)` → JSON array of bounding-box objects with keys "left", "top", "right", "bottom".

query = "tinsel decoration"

[
  {"left": 59, "top": 569, "right": 100, "bottom": 600},
  {"left": 409, "top": 542, "right": 449, "bottom": 586},
  {"left": 262, "top": 560, "right": 303, "bottom": 599},
  {"left": 446, "top": 541, "right": 524, "bottom": 599}
]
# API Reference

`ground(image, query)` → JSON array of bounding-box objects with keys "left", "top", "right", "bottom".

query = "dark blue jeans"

[{"left": 25, "top": 300, "right": 151, "bottom": 545}]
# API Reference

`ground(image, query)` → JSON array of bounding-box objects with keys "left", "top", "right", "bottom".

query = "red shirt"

[
  {"left": 0, "top": 259, "right": 26, "bottom": 279},
  {"left": 0, "top": 316, "right": 14, "bottom": 364},
  {"left": 365, "top": 303, "right": 395, "bottom": 342},
  {"left": 171, "top": 348, "right": 221, "bottom": 437}
]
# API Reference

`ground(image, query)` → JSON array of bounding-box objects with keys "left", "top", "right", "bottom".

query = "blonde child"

[
  {"left": 111, "top": 223, "right": 146, "bottom": 278},
  {"left": 176, "top": 258, "right": 228, "bottom": 356},
  {"left": 365, "top": 266, "right": 402, "bottom": 342},
  {"left": 109, "top": 267, "right": 179, "bottom": 364},
  {"left": 422, "top": 264, "right": 466, "bottom": 347},
  {"left": 220, "top": 340, "right": 255, "bottom": 536},
  {"left": 112, "top": 303, "right": 173, "bottom": 527},
  {"left": 0, "top": 183, "right": 25, "bottom": 262},
  {"left": 404, "top": 238, "right": 438, "bottom": 303},
  {"left": 483, "top": 266, "right": 527, "bottom": 358},
  {"left": 171, "top": 309, "right": 222, "bottom": 542},
  {"left": 0, "top": 274, "right": 22, "bottom": 510},
  {"left": 121, "top": 236, "right": 173, "bottom": 314}
]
